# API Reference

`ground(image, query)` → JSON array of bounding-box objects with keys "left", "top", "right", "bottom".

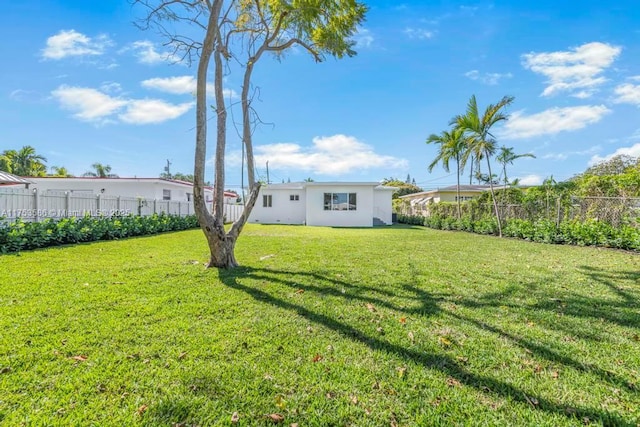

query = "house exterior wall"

[
  {"left": 248, "top": 187, "right": 306, "bottom": 224},
  {"left": 373, "top": 189, "right": 394, "bottom": 224},
  {"left": 305, "top": 184, "right": 374, "bottom": 227},
  {"left": 25, "top": 178, "right": 212, "bottom": 202},
  {"left": 437, "top": 190, "right": 481, "bottom": 203}
]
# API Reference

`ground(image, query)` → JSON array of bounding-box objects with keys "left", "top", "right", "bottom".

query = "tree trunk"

[
  {"left": 456, "top": 155, "right": 461, "bottom": 219},
  {"left": 205, "top": 232, "right": 239, "bottom": 269},
  {"left": 485, "top": 153, "right": 502, "bottom": 237}
]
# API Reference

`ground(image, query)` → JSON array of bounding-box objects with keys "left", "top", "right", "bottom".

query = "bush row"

[
  {"left": 397, "top": 214, "right": 640, "bottom": 251},
  {"left": 0, "top": 214, "right": 199, "bottom": 254}
]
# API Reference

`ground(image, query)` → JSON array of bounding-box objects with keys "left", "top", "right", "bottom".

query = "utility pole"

[
  {"left": 266, "top": 161, "right": 270, "bottom": 184},
  {"left": 164, "top": 159, "right": 172, "bottom": 179}
]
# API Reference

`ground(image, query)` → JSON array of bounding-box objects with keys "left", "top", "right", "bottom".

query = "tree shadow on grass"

[{"left": 216, "top": 266, "right": 635, "bottom": 426}]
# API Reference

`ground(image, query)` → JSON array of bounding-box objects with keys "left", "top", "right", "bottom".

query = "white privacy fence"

[{"left": 0, "top": 188, "right": 245, "bottom": 223}]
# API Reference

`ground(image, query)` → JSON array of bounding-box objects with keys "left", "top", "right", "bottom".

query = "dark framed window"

[
  {"left": 290, "top": 194, "right": 299, "bottom": 201},
  {"left": 263, "top": 194, "right": 272, "bottom": 207},
  {"left": 162, "top": 189, "right": 171, "bottom": 201},
  {"left": 323, "top": 192, "right": 357, "bottom": 211}
]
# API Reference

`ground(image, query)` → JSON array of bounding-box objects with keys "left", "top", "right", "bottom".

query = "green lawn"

[{"left": 1, "top": 225, "right": 639, "bottom": 426}]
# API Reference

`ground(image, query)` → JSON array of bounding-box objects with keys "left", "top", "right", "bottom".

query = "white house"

[
  {"left": 20, "top": 177, "right": 213, "bottom": 203},
  {"left": 249, "top": 182, "right": 395, "bottom": 227}
]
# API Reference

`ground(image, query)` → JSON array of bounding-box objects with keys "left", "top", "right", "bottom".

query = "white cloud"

[
  {"left": 119, "top": 99, "right": 193, "bottom": 125},
  {"left": 51, "top": 85, "right": 192, "bottom": 125},
  {"left": 51, "top": 85, "right": 128, "bottom": 122},
  {"left": 354, "top": 27, "right": 374, "bottom": 49},
  {"left": 229, "top": 134, "right": 407, "bottom": 175},
  {"left": 9, "top": 89, "right": 42, "bottom": 103},
  {"left": 128, "top": 40, "right": 179, "bottom": 65},
  {"left": 517, "top": 174, "right": 543, "bottom": 186},
  {"left": 541, "top": 145, "right": 601, "bottom": 161},
  {"left": 465, "top": 70, "right": 513, "bottom": 85},
  {"left": 501, "top": 105, "right": 611, "bottom": 139},
  {"left": 42, "top": 30, "right": 112, "bottom": 60},
  {"left": 141, "top": 76, "right": 239, "bottom": 98},
  {"left": 99, "top": 82, "right": 122, "bottom": 94},
  {"left": 521, "top": 42, "right": 621, "bottom": 98},
  {"left": 589, "top": 143, "right": 640, "bottom": 165},
  {"left": 142, "top": 76, "right": 197, "bottom": 94},
  {"left": 613, "top": 82, "right": 640, "bottom": 106},
  {"left": 403, "top": 28, "right": 434, "bottom": 40}
]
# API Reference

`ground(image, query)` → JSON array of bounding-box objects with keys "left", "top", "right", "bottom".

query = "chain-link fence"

[{"left": 397, "top": 196, "right": 640, "bottom": 229}]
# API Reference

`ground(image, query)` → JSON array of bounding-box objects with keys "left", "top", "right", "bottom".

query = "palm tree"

[
  {"left": 11, "top": 146, "right": 47, "bottom": 176},
  {"left": 496, "top": 146, "right": 536, "bottom": 188},
  {"left": 50, "top": 166, "right": 74, "bottom": 177},
  {"left": 453, "top": 95, "right": 515, "bottom": 237},
  {"left": 0, "top": 150, "right": 16, "bottom": 173},
  {"left": 426, "top": 127, "right": 468, "bottom": 218},
  {"left": 83, "top": 163, "right": 116, "bottom": 178}
]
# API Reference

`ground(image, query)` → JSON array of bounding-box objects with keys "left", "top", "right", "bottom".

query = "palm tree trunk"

[
  {"left": 456, "top": 156, "right": 461, "bottom": 219},
  {"left": 485, "top": 153, "right": 502, "bottom": 237},
  {"left": 469, "top": 155, "right": 474, "bottom": 185}
]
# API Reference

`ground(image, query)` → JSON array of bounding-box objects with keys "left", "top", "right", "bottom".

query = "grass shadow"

[{"left": 218, "top": 266, "right": 634, "bottom": 426}]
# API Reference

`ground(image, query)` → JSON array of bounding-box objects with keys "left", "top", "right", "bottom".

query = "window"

[
  {"left": 186, "top": 193, "right": 192, "bottom": 202},
  {"left": 163, "top": 189, "right": 171, "bottom": 201},
  {"left": 263, "top": 194, "right": 272, "bottom": 207},
  {"left": 455, "top": 196, "right": 474, "bottom": 202},
  {"left": 290, "top": 194, "right": 299, "bottom": 201},
  {"left": 323, "top": 192, "right": 357, "bottom": 211}
]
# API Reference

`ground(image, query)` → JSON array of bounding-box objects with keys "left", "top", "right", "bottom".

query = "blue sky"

[{"left": 2, "top": 1, "right": 640, "bottom": 192}]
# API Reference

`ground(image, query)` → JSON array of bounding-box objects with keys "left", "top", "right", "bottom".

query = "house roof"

[
  {"left": 0, "top": 171, "right": 32, "bottom": 186},
  {"left": 262, "top": 182, "right": 396, "bottom": 191},
  {"left": 24, "top": 176, "right": 214, "bottom": 190},
  {"left": 399, "top": 184, "right": 507, "bottom": 199}
]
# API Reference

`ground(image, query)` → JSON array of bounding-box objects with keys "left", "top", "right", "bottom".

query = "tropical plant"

[
  {"left": 426, "top": 127, "right": 468, "bottom": 218},
  {"left": 2, "top": 146, "right": 48, "bottom": 176},
  {"left": 49, "top": 166, "right": 74, "bottom": 177},
  {"left": 453, "top": 95, "right": 515, "bottom": 237},
  {"left": 496, "top": 146, "right": 536, "bottom": 188},
  {"left": 83, "top": 163, "right": 117, "bottom": 178},
  {"left": 134, "top": 0, "right": 367, "bottom": 268}
]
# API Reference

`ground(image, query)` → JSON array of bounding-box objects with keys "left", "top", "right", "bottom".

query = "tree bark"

[{"left": 485, "top": 153, "right": 502, "bottom": 237}]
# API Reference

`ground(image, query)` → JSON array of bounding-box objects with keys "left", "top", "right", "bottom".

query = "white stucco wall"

[
  {"left": 26, "top": 178, "right": 212, "bottom": 202},
  {"left": 305, "top": 184, "right": 374, "bottom": 227},
  {"left": 373, "top": 189, "right": 394, "bottom": 224},
  {"left": 249, "top": 187, "right": 306, "bottom": 224}
]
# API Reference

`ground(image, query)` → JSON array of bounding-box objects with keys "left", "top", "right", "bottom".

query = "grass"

[{"left": 1, "top": 224, "right": 639, "bottom": 426}]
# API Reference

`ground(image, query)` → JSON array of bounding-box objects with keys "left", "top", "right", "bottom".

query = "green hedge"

[
  {"left": 0, "top": 214, "right": 199, "bottom": 254},
  {"left": 397, "top": 214, "right": 640, "bottom": 251}
]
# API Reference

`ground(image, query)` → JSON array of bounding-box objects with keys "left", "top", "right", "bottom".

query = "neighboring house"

[
  {"left": 18, "top": 177, "right": 213, "bottom": 203},
  {"left": 224, "top": 191, "right": 240, "bottom": 204},
  {"left": 0, "top": 171, "right": 32, "bottom": 187},
  {"left": 249, "top": 182, "right": 395, "bottom": 227},
  {"left": 398, "top": 184, "right": 506, "bottom": 214}
]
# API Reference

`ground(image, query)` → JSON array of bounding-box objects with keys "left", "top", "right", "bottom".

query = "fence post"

[
  {"left": 556, "top": 197, "right": 561, "bottom": 227},
  {"left": 178, "top": 202, "right": 181, "bottom": 217},
  {"left": 96, "top": 194, "right": 102, "bottom": 218},
  {"left": 65, "top": 191, "right": 71, "bottom": 218},
  {"left": 153, "top": 199, "right": 157, "bottom": 214},
  {"left": 137, "top": 198, "right": 143, "bottom": 216},
  {"left": 117, "top": 196, "right": 121, "bottom": 213},
  {"left": 33, "top": 188, "right": 39, "bottom": 222}
]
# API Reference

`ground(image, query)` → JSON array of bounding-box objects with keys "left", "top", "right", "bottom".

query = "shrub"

[{"left": 0, "top": 214, "right": 199, "bottom": 254}]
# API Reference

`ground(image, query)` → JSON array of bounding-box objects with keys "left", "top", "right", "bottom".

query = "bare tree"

[{"left": 133, "top": 0, "right": 367, "bottom": 268}]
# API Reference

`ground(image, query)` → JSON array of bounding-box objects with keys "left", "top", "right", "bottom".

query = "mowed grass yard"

[{"left": 1, "top": 225, "right": 639, "bottom": 426}]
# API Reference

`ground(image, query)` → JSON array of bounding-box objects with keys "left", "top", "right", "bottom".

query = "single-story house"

[
  {"left": 398, "top": 184, "right": 507, "bottom": 214},
  {"left": 14, "top": 177, "right": 213, "bottom": 203},
  {"left": 249, "top": 182, "right": 395, "bottom": 227}
]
